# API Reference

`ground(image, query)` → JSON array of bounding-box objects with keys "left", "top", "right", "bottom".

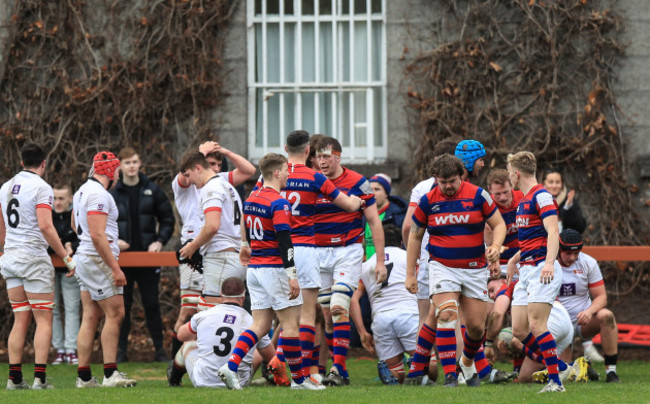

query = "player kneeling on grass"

[
  {"left": 350, "top": 224, "right": 431, "bottom": 385},
  {"left": 218, "top": 153, "right": 323, "bottom": 391},
  {"left": 168, "top": 277, "right": 276, "bottom": 388},
  {"left": 72, "top": 152, "right": 135, "bottom": 388}
]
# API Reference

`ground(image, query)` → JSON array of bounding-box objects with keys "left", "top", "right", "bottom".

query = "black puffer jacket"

[{"left": 110, "top": 172, "right": 175, "bottom": 251}]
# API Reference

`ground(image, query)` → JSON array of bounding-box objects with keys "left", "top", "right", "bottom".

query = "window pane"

[
  {"left": 319, "top": 0, "right": 333, "bottom": 15},
  {"left": 372, "top": 21, "right": 382, "bottom": 81},
  {"left": 285, "top": 22, "right": 296, "bottom": 82},
  {"left": 340, "top": 21, "right": 350, "bottom": 82},
  {"left": 374, "top": 88, "right": 382, "bottom": 146},
  {"left": 302, "top": 0, "right": 314, "bottom": 15},
  {"left": 285, "top": 92, "right": 295, "bottom": 136},
  {"left": 267, "top": 0, "right": 280, "bottom": 14},
  {"left": 341, "top": 0, "right": 351, "bottom": 15},
  {"left": 319, "top": 22, "right": 334, "bottom": 82},
  {"left": 255, "top": 25, "right": 263, "bottom": 82},
  {"left": 302, "top": 23, "right": 315, "bottom": 82},
  {"left": 284, "top": 0, "right": 294, "bottom": 14},
  {"left": 256, "top": 89, "right": 264, "bottom": 147},
  {"left": 268, "top": 92, "right": 281, "bottom": 147},
  {"left": 354, "top": 0, "right": 366, "bottom": 14},
  {"left": 354, "top": 91, "right": 366, "bottom": 147},
  {"left": 255, "top": 0, "right": 262, "bottom": 15},
  {"left": 302, "top": 92, "right": 315, "bottom": 134},
  {"left": 321, "top": 92, "right": 333, "bottom": 136},
  {"left": 267, "top": 23, "right": 281, "bottom": 83},
  {"left": 371, "top": 0, "right": 381, "bottom": 14},
  {"left": 353, "top": 22, "right": 368, "bottom": 82},
  {"left": 341, "top": 92, "right": 350, "bottom": 147}
]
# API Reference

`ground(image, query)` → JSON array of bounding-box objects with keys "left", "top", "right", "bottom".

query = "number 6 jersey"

[{"left": 0, "top": 170, "right": 54, "bottom": 256}]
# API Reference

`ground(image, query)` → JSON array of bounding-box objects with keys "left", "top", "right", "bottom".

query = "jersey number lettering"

[
  {"left": 280, "top": 191, "right": 300, "bottom": 215},
  {"left": 213, "top": 326, "right": 235, "bottom": 357},
  {"left": 6, "top": 198, "right": 20, "bottom": 228},
  {"left": 246, "top": 216, "right": 264, "bottom": 240}
]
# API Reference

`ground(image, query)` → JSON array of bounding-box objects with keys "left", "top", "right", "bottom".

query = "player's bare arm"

[
  {"left": 506, "top": 250, "right": 521, "bottom": 284},
  {"left": 0, "top": 207, "right": 6, "bottom": 247},
  {"left": 239, "top": 214, "right": 251, "bottom": 266},
  {"left": 350, "top": 282, "right": 375, "bottom": 354},
  {"left": 199, "top": 141, "right": 256, "bottom": 186},
  {"left": 88, "top": 212, "right": 126, "bottom": 286},
  {"left": 485, "top": 210, "right": 506, "bottom": 263},
  {"left": 364, "top": 203, "right": 387, "bottom": 282},
  {"left": 577, "top": 283, "right": 608, "bottom": 325},
  {"left": 401, "top": 205, "right": 417, "bottom": 248},
  {"left": 180, "top": 209, "right": 221, "bottom": 259},
  {"left": 485, "top": 295, "right": 511, "bottom": 363},
  {"left": 331, "top": 192, "right": 363, "bottom": 212},
  {"left": 541, "top": 214, "right": 559, "bottom": 284},
  {"left": 405, "top": 222, "right": 425, "bottom": 294},
  {"left": 37, "top": 206, "right": 76, "bottom": 275},
  {"left": 177, "top": 321, "right": 198, "bottom": 342}
]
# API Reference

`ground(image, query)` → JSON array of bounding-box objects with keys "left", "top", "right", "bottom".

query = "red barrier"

[{"left": 592, "top": 324, "right": 650, "bottom": 348}]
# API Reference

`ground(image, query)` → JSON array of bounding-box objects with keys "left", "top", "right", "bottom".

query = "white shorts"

[
  {"left": 318, "top": 244, "right": 363, "bottom": 291},
  {"left": 0, "top": 249, "right": 54, "bottom": 294},
  {"left": 295, "top": 246, "right": 320, "bottom": 289},
  {"left": 371, "top": 310, "right": 419, "bottom": 361},
  {"left": 548, "top": 304, "right": 574, "bottom": 354},
  {"left": 429, "top": 260, "right": 489, "bottom": 301},
  {"left": 179, "top": 263, "right": 203, "bottom": 291},
  {"left": 416, "top": 258, "right": 430, "bottom": 300},
  {"left": 74, "top": 254, "right": 123, "bottom": 301},
  {"left": 247, "top": 267, "right": 303, "bottom": 311},
  {"left": 203, "top": 251, "right": 246, "bottom": 296},
  {"left": 186, "top": 349, "right": 254, "bottom": 388},
  {"left": 511, "top": 261, "right": 562, "bottom": 306}
]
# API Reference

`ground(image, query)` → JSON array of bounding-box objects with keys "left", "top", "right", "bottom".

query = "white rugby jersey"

[
  {"left": 73, "top": 179, "right": 120, "bottom": 258},
  {"left": 188, "top": 303, "right": 256, "bottom": 387},
  {"left": 172, "top": 174, "right": 203, "bottom": 244},
  {"left": 0, "top": 170, "right": 54, "bottom": 256},
  {"left": 199, "top": 175, "right": 242, "bottom": 254},
  {"left": 409, "top": 177, "right": 436, "bottom": 266},
  {"left": 555, "top": 252, "right": 604, "bottom": 323},
  {"left": 360, "top": 246, "right": 418, "bottom": 318}
]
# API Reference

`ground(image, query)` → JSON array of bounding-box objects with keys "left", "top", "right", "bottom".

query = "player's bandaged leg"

[
  {"left": 28, "top": 300, "right": 55, "bottom": 311},
  {"left": 407, "top": 323, "right": 436, "bottom": 378},
  {"left": 169, "top": 341, "right": 196, "bottom": 386},
  {"left": 435, "top": 300, "right": 459, "bottom": 378},
  {"left": 10, "top": 300, "right": 31, "bottom": 312},
  {"left": 181, "top": 291, "right": 201, "bottom": 309},
  {"left": 330, "top": 283, "right": 354, "bottom": 378},
  {"left": 196, "top": 295, "right": 216, "bottom": 312},
  {"left": 317, "top": 288, "right": 332, "bottom": 308},
  {"left": 377, "top": 360, "right": 399, "bottom": 385}
]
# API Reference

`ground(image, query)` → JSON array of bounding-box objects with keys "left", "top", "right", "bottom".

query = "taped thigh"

[
  {"left": 10, "top": 300, "right": 31, "bottom": 312},
  {"left": 318, "top": 287, "right": 332, "bottom": 308},
  {"left": 434, "top": 299, "right": 459, "bottom": 328},
  {"left": 180, "top": 290, "right": 201, "bottom": 309},
  {"left": 29, "top": 299, "right": 55, "bottom": 311},
  {"left": 330, "top": 282, "right": 355, "bottom": 318}
]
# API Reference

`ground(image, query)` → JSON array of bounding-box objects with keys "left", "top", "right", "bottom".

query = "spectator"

[
  {"left": 541, "top": 168, "right": 587, "bottom": 234},
  {"left": 110, "top": 147, "right": 175, "bottom": 362},
  {"left": 49, "top": 183, "right": 81, "bottom": 365}
]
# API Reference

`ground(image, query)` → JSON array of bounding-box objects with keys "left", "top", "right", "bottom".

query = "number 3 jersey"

[
  {"left": 188, "top": 303, "right": 260, "bottom": 387},
  {"left": 0, "top": 170, "right": 54, "bottom": 256},
  {"left": 73, "top": 179, "right": 120, "bottom": 258},
  {"left": 198, "top": 175, "right": 243, "bottom": 254}
]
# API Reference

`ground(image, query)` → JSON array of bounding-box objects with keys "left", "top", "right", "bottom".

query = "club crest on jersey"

[
  {"left": 431, "top": 204, "right": 441, "bottom": 213},
  {"left": 360, "top": 180, "right": 373, "bottom": 195},
  {"left": 560, "top": 283, "right": 576, "bottom": 296},
  {"left": 223, "top": 314, "right": 236, "bottom": 324},
  {"left": 11, "top": 184, "right": 20, "bottom": 194},
  {"left": 97, "top": 204, "right": 104, "bottom": 210},
  {"left": 434, "top": 214, "right": 469, "bottom": 225},
  {"left": 461, "top": 201, "right": 474, "bottom": 210}
]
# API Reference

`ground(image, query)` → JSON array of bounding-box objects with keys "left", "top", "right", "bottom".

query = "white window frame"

[{"left": 247, "top": 0, "right": 387, "bottom": 163}]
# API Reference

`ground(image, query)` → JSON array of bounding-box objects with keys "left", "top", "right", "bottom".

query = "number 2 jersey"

[
  {"left": 73, "top": 178, "right": 120, "bottom": 258},
  {"left": 0, "top": 170, "right": 54, "bottom": 256},
  {"left": 198, "top": 175, "right": 243, "bottom": 254},
  {"left": 188, "top": 303, "right": 267, "bottom": 387}
]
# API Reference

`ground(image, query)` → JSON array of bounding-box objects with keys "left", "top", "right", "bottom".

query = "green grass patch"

[{"left": 1, "top": 359, "right": 649, "bottom": 403}]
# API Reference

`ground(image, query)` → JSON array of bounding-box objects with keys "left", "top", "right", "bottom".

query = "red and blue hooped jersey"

[
  {"left": 412, "top": 181, "right": 497, "bottom": 269},
  {"left": 243, "top": 187, "right": 292, "bottom": 268},
  {"left": 516, "top": 184, "right": 558, "bottom": 266},
  {"left": 495, "top": 190, "right": 524, "bottom": 265},
  {"left": 315, "top": 168, "right": 375, "bottom": 247},
  {"left": 496, "top": 280, "right": 517, "bottom": 300}
]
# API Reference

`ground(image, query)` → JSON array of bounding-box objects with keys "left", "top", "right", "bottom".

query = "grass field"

[{"left": 1, "top": 359, "right": 649, "bottom": 403}]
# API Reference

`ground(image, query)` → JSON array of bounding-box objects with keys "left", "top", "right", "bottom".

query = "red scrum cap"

[{"left": 92, "top": 151, "right": 120, "bottom": 180}]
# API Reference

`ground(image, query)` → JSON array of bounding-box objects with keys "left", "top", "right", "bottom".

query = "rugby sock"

[
  {"left": 228, "top": 330, "right": 259, "bottom": 372},
  {"left": 9, "top": 364, "right": 23, "bottom": 384},
  {"left": 605, "top": 354, "right": 618, "bottom": 374},
  {"left": 325, "top": 331, "right": 334, "bottom": 356},
  {"left": 104, "top": 363, "right": 117, "bottom": 379},
  {"left": 436, "top": 326, "right": 457, "bottom": 378},
  {"left": 474, "top": 348, "right": 492, "bottom": 379},
  {"left": 536, "top": 332, "right": 561, "bottom": 385},
  {"left": 312, "top": 344, "right": 321, "bottom": 369},
  {"left": 300, "top": 325, "right": 316, "bottom": 376},
  {"left": 171, "top": 331, "right": 183, "bottom": 358},
  {"left": 462, "top": 330, "right": 483, "bottom": 361},
  {"left": 513, "top": 356, "right": 524, "bottom": 373},
  {"left": 407, "top": 323, "right": 436, "bottom": 377},
  {"left": 77, "top": 366, "right": 92, "bottom": 382},
  {"left": 282, "top": 337, "right": 305, "bottom": 384},
  {"left": 318, "top": 365, "right": 327, "bottom": 375},
  {"left": 521, "top": 333, "right": 542, "bottom": 363},
  {"left": 332, "top": 321, "right": 351, "bottom": 378},
  {"left": 34, "top": 363, "right": 46, "bottom": 383},
  {"left": 276, "top": 332, "right": 286, "bottom": 363}
]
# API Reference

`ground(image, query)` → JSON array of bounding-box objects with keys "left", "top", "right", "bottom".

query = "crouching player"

[
  {"left": 350, "top": 224, "right": 426, "bottom": 385},
  {"left": 218, "top": 153, "right": 322, "bottom": 390},
  {"left": 168, "top": 277, "right": 274, "bottom": 387}
]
